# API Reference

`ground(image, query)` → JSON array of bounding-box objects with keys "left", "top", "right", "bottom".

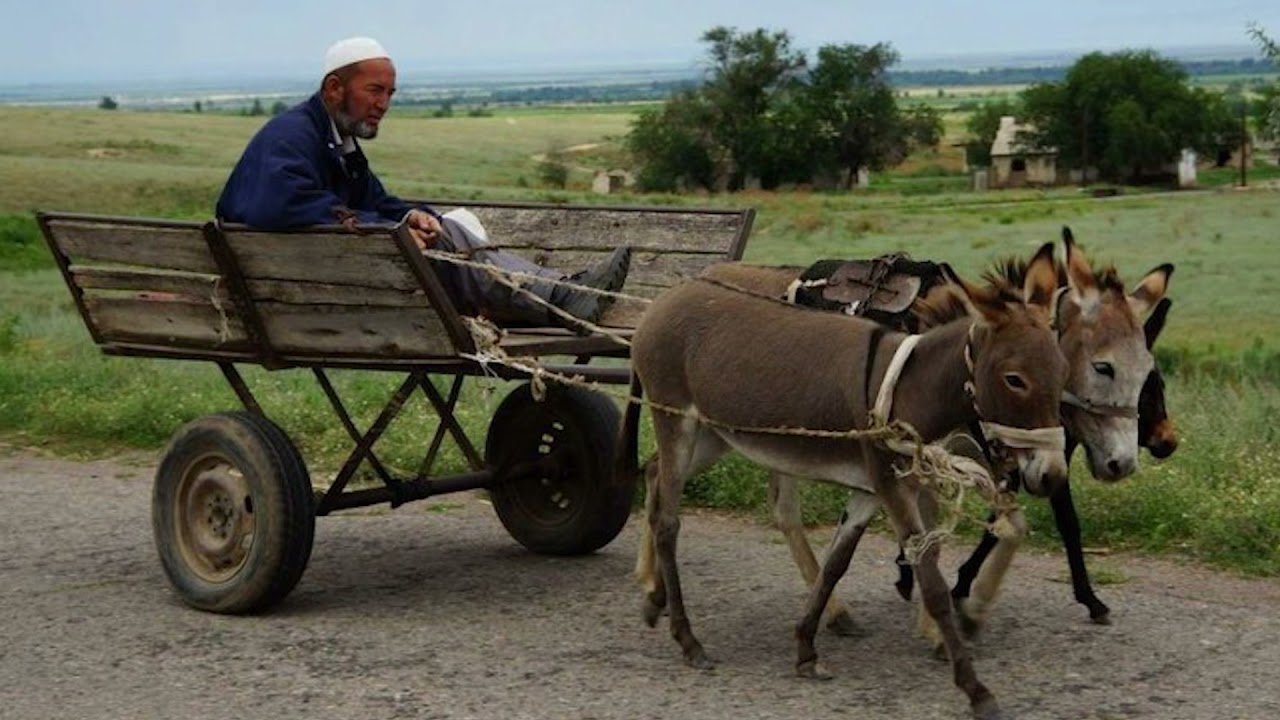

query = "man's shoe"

[
  {"left": 552, "top": 246, "right": 632, "bottom": 330},
  {"left": 569, "top": 246, "right": 631, "bottom": 294}
]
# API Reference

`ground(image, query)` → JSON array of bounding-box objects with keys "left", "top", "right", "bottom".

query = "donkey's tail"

[{"left": 615, "top": 370, "right": 644, "bottom": 493}]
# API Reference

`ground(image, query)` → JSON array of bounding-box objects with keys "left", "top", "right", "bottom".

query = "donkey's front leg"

[
  {"left": 1050, "top": 481, "right": 1111, "bottom": 624},
  {"left": 884, "top": 483, "right": 1001, "bottom": 720},
  {"left": 956, "top": 510, "right": 1027, "bottom": 640},
  {"left": 916, "top": 541, "right": 1003, "bottom": 720},
  {"left": 768, "top": 473, "right": 859, "bottom": 636},
  {"left": 795, "top": 492, "right": 879, "bottom": 679}
]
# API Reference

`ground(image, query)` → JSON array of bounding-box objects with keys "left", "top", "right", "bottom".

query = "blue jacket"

[{"left": 216, "top": 93, "right": 429, "bottom": 228}]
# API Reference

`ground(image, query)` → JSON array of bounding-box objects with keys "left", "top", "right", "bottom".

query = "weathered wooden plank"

[
  {"left": 47, "top": 220, "right": 217, "bottom": 273},
  {"left": 83, "top": 296, "right": 250, "bottom": 349},
  {"left": 223, "top": 231, "right": 420, "bottom": 289},
  {"left": 255, "top": 303, "right": 457, "bottom": 358},
  {"left": 434, "top": 207, "right": 748, "bottom": 253},
  {"left": 71, "top": 265, "right": 228, "bottom": 300},
  {"left": 534, "top": 249, "right": 730, "bottom": 290},
  {"left": 245, "top": 278, "right": 430, "bottom": 307}
]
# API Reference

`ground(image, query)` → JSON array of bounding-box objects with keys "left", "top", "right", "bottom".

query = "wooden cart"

[{"left": 37, "top": 200, "right": 753, "bottom": 613}]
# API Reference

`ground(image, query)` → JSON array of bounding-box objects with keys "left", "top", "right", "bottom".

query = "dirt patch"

[{"left": 1, "top": 446, "right": 1278, "bottom": 719}]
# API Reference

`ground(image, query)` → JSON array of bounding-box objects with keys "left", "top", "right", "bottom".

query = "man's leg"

[{"left": 437, "top": 216, "right": 629, "bottom": 328}]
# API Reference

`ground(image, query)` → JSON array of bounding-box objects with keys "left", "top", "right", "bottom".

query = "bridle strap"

[
  {"left": 1050, "top": 287, "right": 1141, "bottom": 421},
  {"left": 964, "top": 320, "right": 1066, "bottom": 459},
  {"left": 978, "top": 421, "right": 1066, "bottom": 452},
  {"left": 1061, "top": 390, "right": 1139, "bottom": 419}
]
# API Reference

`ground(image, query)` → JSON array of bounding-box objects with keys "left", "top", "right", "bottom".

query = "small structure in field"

[
  {"left": 990, "top": 116, "right": 1058, "bottom": 188},
  {"left": 592, "top": 169, "right": 633, "bottom": 195}
]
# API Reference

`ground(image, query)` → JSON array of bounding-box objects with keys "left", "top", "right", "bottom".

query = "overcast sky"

[{"left": 4, "top": 0, "right": 1279, "bottom": 84}]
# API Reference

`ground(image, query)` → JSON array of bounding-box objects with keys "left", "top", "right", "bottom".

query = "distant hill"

[
  {"left": 1, "top": 45, "right": 1273, "bottom": 111},
  {"left": 889, "top": 57, "right": 1279, "bottom": 88}
]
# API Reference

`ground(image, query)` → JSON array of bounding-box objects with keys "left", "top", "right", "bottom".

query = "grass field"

[{"left": 1, "top": 104, "right": 1278, "bottom": 575}]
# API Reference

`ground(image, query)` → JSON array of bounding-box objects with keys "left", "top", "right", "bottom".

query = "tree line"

[
  {"left": 627, "top": 28, "right": 943, "bottom": 192},
  {"left": 629, "top": 25, "right": 1280, "bottom": 190},
  {"left": 890, "top": 56, "right": 1280, "bottom": 88}
]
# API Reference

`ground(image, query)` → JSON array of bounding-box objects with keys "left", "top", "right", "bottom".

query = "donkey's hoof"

[
  {"left": 894, "top": 579, "right": 913, "bottom": 602},
  {"left": 971, "top": 696, "right": 1004, "bottom": 720},
  {"left": 931, "top": 642, "right": 949, "bottom": 662},
  {"left": 796, "top": 660, "right": 834, "bottom": 681},
  {"left": 826, "top": 612, "right": 863, "bottom": 638},
  {"left": 683, "top": 647, "right": 716, "bottom": 671},
  {"left": 642, "top": 598, "right": 665, "bottom": 628},
  {"left": 959, "top": 611, "right": 983, "bottom": 640},
  {"left": 1088, "top": 602, "right": 1112, "bottom": 625}
]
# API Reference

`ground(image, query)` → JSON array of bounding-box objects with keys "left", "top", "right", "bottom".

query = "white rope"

[{"left": 872, "top": 334, "right": 922, "bottom": 423}]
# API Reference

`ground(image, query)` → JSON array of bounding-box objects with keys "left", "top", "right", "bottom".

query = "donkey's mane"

[
  {"left": 985, "top": 255, "right": 1125, "bottom": 294},
  {"left": 910, "top": 273, "right": 1024, "bottom": 329}
]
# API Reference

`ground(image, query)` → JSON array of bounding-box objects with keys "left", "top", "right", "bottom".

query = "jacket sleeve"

[{"left": 233, "top": 140, "right": 386, "bottom": 229}]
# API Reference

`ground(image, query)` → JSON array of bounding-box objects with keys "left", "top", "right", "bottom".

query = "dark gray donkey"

[{"left": 621, "top": 245, "right": 1067, "bottom": 719}]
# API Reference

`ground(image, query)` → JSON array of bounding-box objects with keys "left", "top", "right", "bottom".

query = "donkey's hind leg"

[
  {"left": 794, "top": 491, "right": 880, "bottom": 679},
  {"left": 636, "top": 459, "right": 667, "bottom": 627},
  {"left": 768, "top": 473, "right": 859, "bottom": 636},
  {"left": 648, "top": 415, "right": 727, "bottom": 669}
]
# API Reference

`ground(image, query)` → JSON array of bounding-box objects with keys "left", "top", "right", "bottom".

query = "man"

[{"left": 216, "top": 36, "right": 630, "bottom": 329}]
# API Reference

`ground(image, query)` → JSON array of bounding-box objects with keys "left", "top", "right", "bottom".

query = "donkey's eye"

[
  {"left": 1004, "top": 373, "right": 1028, "bottom": 391},
  {"left": 1092, "top": 361, "right": 1115, "bottom": 379}
]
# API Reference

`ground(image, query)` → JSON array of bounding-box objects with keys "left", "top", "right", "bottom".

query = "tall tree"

[
  {"left": 801, "top": 43, "right": 904, "bottom": 188},
  {"left": 698, "top": 26, "right": 808, "bottom": 189},
  {"left": 1020, "top": 50, "right": 1236, "bottom": 182},
  {"left": 1249, "top": 23, "right": 1280, "bottom": 154}
]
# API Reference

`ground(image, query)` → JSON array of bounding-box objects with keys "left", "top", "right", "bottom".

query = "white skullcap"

[{"left": 323, "top": 36, "right": 390, "bottom": 76}]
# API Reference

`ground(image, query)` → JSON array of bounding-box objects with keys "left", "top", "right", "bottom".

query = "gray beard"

[{"left": 334, "top": 106, "right": 378, "bottom": 139}]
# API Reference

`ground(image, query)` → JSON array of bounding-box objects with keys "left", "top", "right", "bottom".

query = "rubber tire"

[
  {"left": 486, "top": 383, "right": 631, "bottom": 555},
  {"left": 152, "top": 411, "right": 315, "bottom": 614}
]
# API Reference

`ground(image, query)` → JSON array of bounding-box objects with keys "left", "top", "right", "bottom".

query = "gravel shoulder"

[{"left": 1, "top": 446, "right": 1278, "bottom": 720}]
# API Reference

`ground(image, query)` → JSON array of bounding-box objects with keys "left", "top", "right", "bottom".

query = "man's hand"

[{"left": 405, "top": 209, "right": 442, "bottom": 251}]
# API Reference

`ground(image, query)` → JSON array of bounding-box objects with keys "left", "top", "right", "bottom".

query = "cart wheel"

[
  {"left": 152, "top": 411, "right": 315, "bottom": 614},
  {"left": 486, "top": 383, "right": 632, "bottom": 555}
]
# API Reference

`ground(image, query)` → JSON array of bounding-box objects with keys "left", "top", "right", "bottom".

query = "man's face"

[{"left": 329, "top": 58, "right": 396, "bottom": 139}]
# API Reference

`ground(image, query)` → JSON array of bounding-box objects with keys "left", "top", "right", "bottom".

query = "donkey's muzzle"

[
  {"left": 1145, "top": 420, "right": 1178, "bottom": 460},
  {"left": 1016, "top": 449, "right": 1069, "bottom": 497}
]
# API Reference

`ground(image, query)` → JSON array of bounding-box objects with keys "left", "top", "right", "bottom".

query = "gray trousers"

[{"left": 436, "top": 215, "right": 565, "bottom": 326}]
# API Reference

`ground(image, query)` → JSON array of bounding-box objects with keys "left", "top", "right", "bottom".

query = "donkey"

[
  {"left": 705, "top": 231, "right": 1172, "bottom": 641},
  {"left": 906, "top": 233, "right": 1170, "bottom": 643},
  {"left": 622, "top": 245, "right": 1067, "bottom": 719},
  {"left": 908, "top": 296, "right": 1176, "bottom": 630}
]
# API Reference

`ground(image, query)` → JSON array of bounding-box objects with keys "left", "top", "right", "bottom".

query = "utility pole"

[{"left": 1240, "top": 101, "right": 1248, "bottom": 188}]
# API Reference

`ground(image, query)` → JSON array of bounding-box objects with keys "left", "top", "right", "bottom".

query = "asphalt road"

[{"left": 2, "top": 447, "right": 1278, "bottom": 720}]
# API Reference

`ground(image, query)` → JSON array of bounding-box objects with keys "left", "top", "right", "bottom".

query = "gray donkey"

[{"left": 621, "top": 244, "right": 1068, "bottom": 719}]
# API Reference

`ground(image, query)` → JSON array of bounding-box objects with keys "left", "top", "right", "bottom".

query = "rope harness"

[{"left": 424, "top": 253, "right": 1063, "bottom": 561}]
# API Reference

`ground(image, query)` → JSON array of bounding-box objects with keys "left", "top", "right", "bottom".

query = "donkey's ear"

[
  {"left": 941, "top": 263, "right": 1005, "bottom": 325},
  {"left": 1063, "top": 227, "right": 1100, "bottom": 319},
  {"left": 1022, "top": 242, "right": 1058, "bottom": 310},
  {"left": 1144, "top": 297, "right": 1172, "bottom": 349},
  {"left": 1129, "top": 262, "right": 1174, "bottom": 318}
]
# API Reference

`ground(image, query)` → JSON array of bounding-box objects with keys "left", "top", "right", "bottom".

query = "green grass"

[{"left": 2, "top": 105, "right": 1279, "bottom": 575}]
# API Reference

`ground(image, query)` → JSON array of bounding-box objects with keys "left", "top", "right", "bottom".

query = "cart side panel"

[
  {"left": 40, "top": 216, "right": 252, "bottom": 351},
  {"left": 220, "top": 228, "right": 458, "bottom": 360}
]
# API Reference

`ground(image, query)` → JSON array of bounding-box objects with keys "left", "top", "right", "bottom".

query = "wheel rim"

[
  {"left": 173, "top": 453, "right": 255, "bottom": 583},
  {"left": 503, "top": 416, "right": 590, "bottom": 530}
]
